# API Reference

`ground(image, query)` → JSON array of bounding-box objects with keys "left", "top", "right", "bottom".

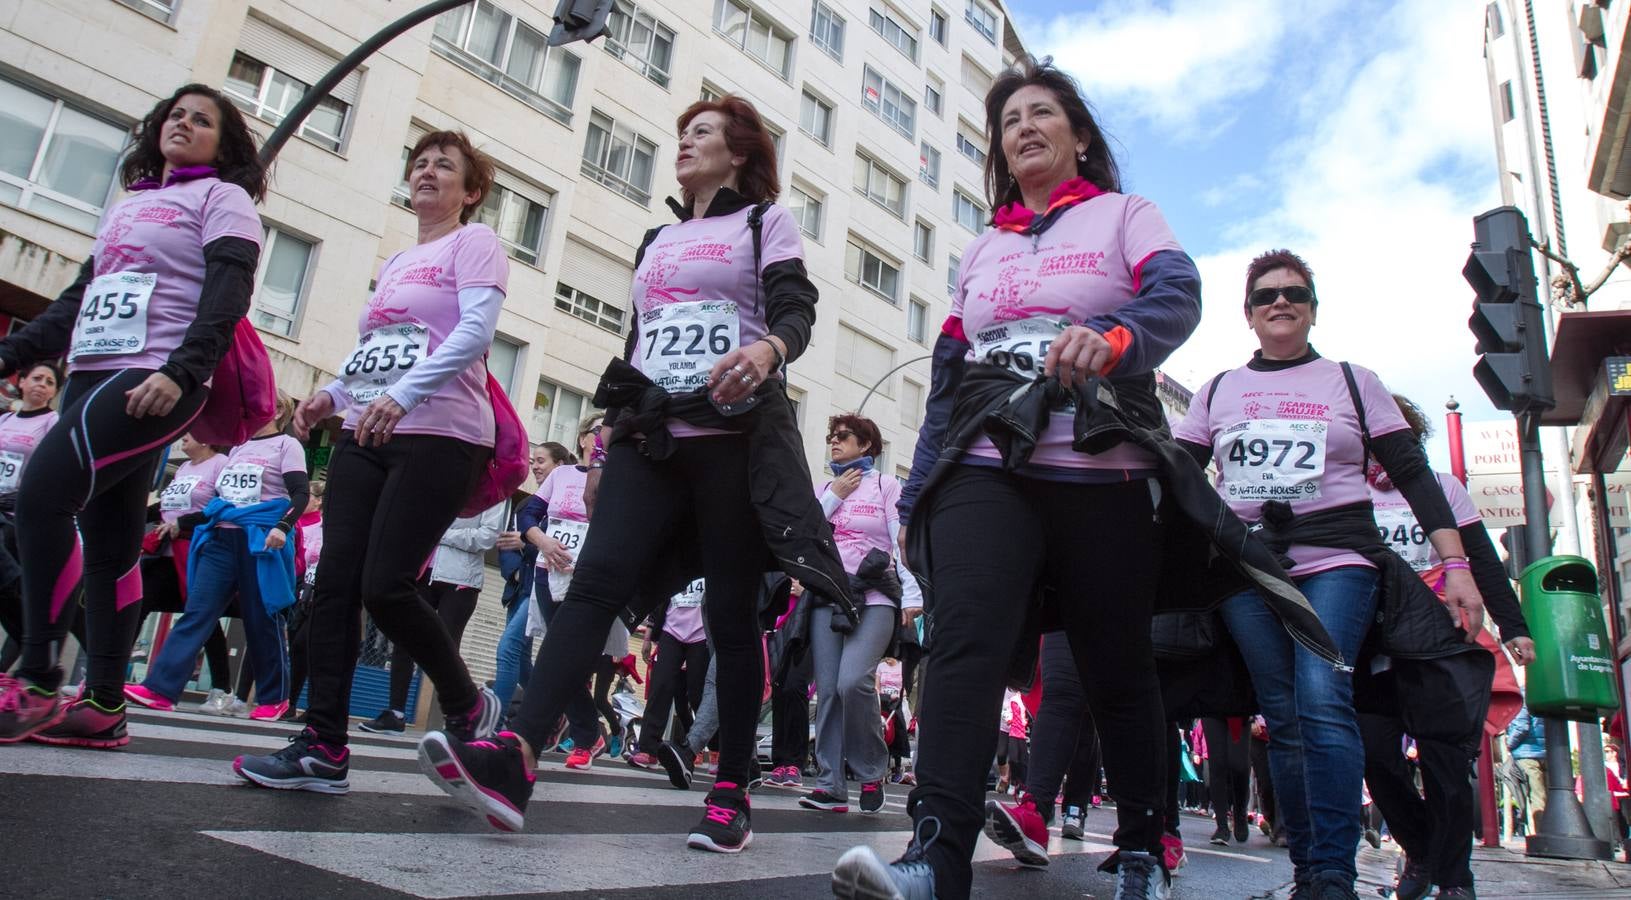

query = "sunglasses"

[
  {"left": 827, "top": 430, "right": 856, "bottom": 444},
  {"left": 1247, "top": 285, "right": 1316, "bottom": 307},
  {"left": 581, "top": 424, "right": 603, "bottom": 436}
]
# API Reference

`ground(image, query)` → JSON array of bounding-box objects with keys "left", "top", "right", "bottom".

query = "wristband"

[
  {"left": 760, "top": 338, "right": 785, "bottom": 373},
  {"left": 1442, "top": 559, "right": 1471, "bottom": 572}
]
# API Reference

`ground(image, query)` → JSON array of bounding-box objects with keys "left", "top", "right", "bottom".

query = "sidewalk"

[{"left": 1265, "top": 843, "right": 1631, "bottom": 898}]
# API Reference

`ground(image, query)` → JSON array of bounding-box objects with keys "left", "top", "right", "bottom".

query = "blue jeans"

[
  {"left": 493, "top": 587, "right": 534, "bottom": 708},
  {"left": 144, "top": 528, "right": 289, "bottom": 704},
  {"left": 1220, "top": 565, "right": 1378, "bottom": 885}
]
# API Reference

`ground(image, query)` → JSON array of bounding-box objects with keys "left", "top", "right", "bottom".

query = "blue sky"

[{"left": 1003, "top": 0, "right": 1505, "bottom": 466}]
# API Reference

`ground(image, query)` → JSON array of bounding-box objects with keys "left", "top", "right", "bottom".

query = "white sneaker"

[
  {"left": 224, "top": 697, "right": 250, "bottom": 718},
  {"left": 196, "top": 688, "right": 232, "bottom": 716}
]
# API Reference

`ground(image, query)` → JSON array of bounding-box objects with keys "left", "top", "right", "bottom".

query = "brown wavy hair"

[
  {"left": 120, "top": 84, "right": 267, "bottom": 201},
  {"left": 983, "top": 55, "right": 1121, "bottom": 213},
  {"left": 676, "top": 95, "right": 780, "bottom": 206},
  {"left": 404, "top": 130, "right": 496, "bottom": 224},
  {"left": 826, "top": 413, "right": 882, "bottom": 458}
]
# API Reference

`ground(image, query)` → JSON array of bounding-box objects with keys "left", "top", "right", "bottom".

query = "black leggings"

[
  {"left": 1023, "top": 630, "right": 1103, "bottom": 820},
  {"left": 638, "top": 631, "right": 711, "bottom": 753},
  {"left": 1202, "top": 717, "right": 1251, "bottom": 828},
  {"left": 303, "top": 433, "right": 485, "bottom": 745},
  {"left": 387, "top": 578, "right": 480, "bottom": 712},
  {"left": 16, "top": 368, "right": 206, "bottom": 707},
  {"left": 910, "top": 467, "right": 1167, "bottom": 900},
  {"left": 513, "top": 436, "right": 767, "bottom": 788},
  {"left": 592, "top": 654, "right": 621, "bottom": 738}
]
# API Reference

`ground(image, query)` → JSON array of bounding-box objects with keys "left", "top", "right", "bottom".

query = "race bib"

[
  {"left": 1219, "top": 419, "right": 1328, "bottom": 502},
  {"left": 546, "top": 517, "right": 588, "bottom": 567},
  {"left": 70, "top": 272, "right": 154, "bottom": 361},
  {"left": 0, "top": 450, "right": 24, "bottom": 493},
  {"left": 340, "top": 323, "right": 428, "bottom": 404},
  {"left": 1375, "top": 507, "right": 1433, "bottom": 572},
  {"left": 217, "top": 463, "right": 264, "bottom": 507},
  {"left": 672, "top": 578, "right": 706, "bottom": 608},
  {"left": 159, "top": 476, "right": 201, "bottom": 511},
  {"left": 637, "top": 300, "right": 738, "bottom": 394},
  {"left": 971, "top": 316, "right": 1068, "bottom": 378}
]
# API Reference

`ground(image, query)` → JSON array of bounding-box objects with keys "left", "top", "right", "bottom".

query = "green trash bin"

[{"left": 1519, "top": 555, "right": 1620, "bottom": 722}]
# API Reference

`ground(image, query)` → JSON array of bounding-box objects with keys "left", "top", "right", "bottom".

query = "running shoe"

[
  {"left": 1258, "top": 814, "right": 1274, "bottom": 837},
  {"left": 224, "top": 697, "right": 249, "bottom": 717},
  {"left": 748, "top": 757, "right": 764, "bottom": 791},
  {"left": 233, "top": 728, "right": 350, "bottom": 794},
  {"left": 358, "top": 709, "right": 406, "bottom": 735},
  {"left": 781, "top": 766, "right": 805, "bottom": 789},
  {"left": 605, "top": 732, "right": 623, "bottom": 759},
  {"left": 1434, "top": 889, "right": 1474, "bottom": 899},
  {"left": 1389, "top": 855, "right": 1432, "bottom": 900},
  {"left": 32, "top": 697, "right": 127, "bottom": 749},
  {"left": 0, "top": 675, "right": 66, "bottom": 743},
  {"left": 249, "top": 700, "right": 289, "bottom": 722},
  {"left": 1091, "top": 794, "right": 1102, "bottom": 808},
  {"left": 1210, "top": 824, "right": 1230, "bottom": 845},
  {"left": 418, "top": 729, "right": 534, "bottom": 833},
  {"left": 859, "top": 781, "right": 885, "bottom": 814},
  {"left": 1159, "top": 831, "right": 1186, "bottom": 874},
  {"left": 627, "top": 751, "right": 661, "bottom": 771},
  {"left": 196, "top": 688, "right": 233, "bottom": 716},
  {"left": 1304, "top": 872, "right": 1359, "bottom": 900},
  {"left": 1363, "top": 824, "right": 1381, "bottom": 849},
  {"left": 122, "top": 683, "right": 174, "bottom": 712},
  {"left": 983, "top": 796, "right": 1049, "bottom": 867},
  {"left": 1234, "top": 814, "right": 1249, "bottom": 843},
  {"left": 686, "top": 782, "right": 752, "bottom": 853},
  {"left": 658, "top": 740, "right": 695, "bottom": 790},
  {"left": 831, "top": 814, "right": 940, "bottom": 900},
  {"left": 565, "top": 735, "right": 605, "bottom": 771},
  {"left": 1061, "top": 804, "right": 1086, "bottom": 840},
  {"left": 800, "top": 790, "right": 850, "bottom": 812},
  {"left": 1105, "top": 850, "right": 1170, "bottom": 900},
  {"left": 764, "top": 765, "right": 793, "bottom": 787},
  {"left": 443, "top": 685, "right": 501, "bottom": 742}
]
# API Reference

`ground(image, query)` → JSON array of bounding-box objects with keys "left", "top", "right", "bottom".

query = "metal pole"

[
  {"left": 856, "top": 354, "right": 932, "bottom": 416},
  {"left": 1446, "top": 397, "right": 1467, "bottom": 484}
]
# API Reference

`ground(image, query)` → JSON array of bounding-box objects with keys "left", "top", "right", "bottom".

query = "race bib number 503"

[{"left": 1219, "top": 419, "right": 1328, "bottom": 502}]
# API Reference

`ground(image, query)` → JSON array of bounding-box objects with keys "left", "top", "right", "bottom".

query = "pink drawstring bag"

[
  {"left": 190, "top": 318, "right": 276, "bottom": 446},
  {"left": 459, "top": 368, "right": 529, "bottom": 516}
]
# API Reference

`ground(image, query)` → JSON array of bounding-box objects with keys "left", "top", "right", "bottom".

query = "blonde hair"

[{"left": 274, "top": 390, "right": 297, "bottom": 432}]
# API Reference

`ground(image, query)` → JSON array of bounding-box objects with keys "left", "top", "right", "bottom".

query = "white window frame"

[
  {"left": 862, "top": 65, "right": 916, "bottom": 140},
  {"left": 854, "top": 152, "right": 908, "bottom": 219},
  {"left": 929, "top": 7, "right": 948, "bottom": 45},
  {"left": 965, "top": 0, "right": 998, "bottom": 43},
  {"left": 715, "top": 0, "right": 796, "bottom": 81},
  {"left": 489, "top": 334, "right": 524, "bottom": 394},
  {"left": 581, "top": 109, "right": 658, "bottom": 206},
  {"left": 250, "top": 224, "right": 317, "bottom": 338},
  {"left": 907, "top": 297, "right": 928, "bottom": 344},
  {"left": 953, "top": 188, "right": 986, "bottom": 233},
  {"left": 222, "top": 51, "right": 351, "bottom": 152},
  {"left": 913, "top": 219, "right": 933, "bottom": 263},
  {"left": 924, "top": 75, "right": 944, "bottom": 116},
  {"left": 846, "top": 238, "right": 902, "bottom": 304},
  {"left": 554, "top": 281, "right": 626, "bottom": 333},
  {"left": 947, "top": 252, "right": 960, "bottom": 296},
  {"left": 534, "top": 378, "right": 594, "bottom": 448},
  {"left": 809, "top": 0, "right": 845, "bottom": 61},
  {"left": 868, "top": 5, "right": 919, "bottom": 63},
  {"left": 799, "top": 89, "right": 834, "bottom": 147},
  {"left": 475, "top": 175, "right": 553, "bottom": 266},
  {"left": 955, "top": 121, "right": 988, "bottom": 167},
  {"left": 115, "top": 0, "right": 175, "bottom": 23},
  {"left": 0, "top": 77, "right": 125, "bottom": 233},
  {"left": 432, "top": 0, "right": 581, "bottom": 125},
  {"left": 788, "top": 183, "right": 825, "bottom": 241},
  {"left": 919, "top": 141, "right": 941, "bottom": 187},
  {"left": 902, "top": 378, "right": 925, "bottom": 426},
  {"left": 604, "top": 0, "right": 676, "bottom": 88}
]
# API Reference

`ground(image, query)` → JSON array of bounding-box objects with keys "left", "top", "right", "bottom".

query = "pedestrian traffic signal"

[
  {"left": 549, "top": 0, "right": 613, "bottom": 46},
  {"left": 1465, "top": 207, "right": 1554, "bottom": 412}
]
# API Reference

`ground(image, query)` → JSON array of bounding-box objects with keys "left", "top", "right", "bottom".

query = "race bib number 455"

[
  {"left": 70, "top": 272, "right": 154, "bottom": 361},
  {"left": 1219, "top": 419, "right": 1328, "bottom": 502},
  {"left": 638, "top": 300, "right": 738, "bottom": 394}
]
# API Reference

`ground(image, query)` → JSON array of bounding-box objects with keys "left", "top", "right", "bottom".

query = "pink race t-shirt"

[
  {"left": 158, "top": 454, "right": 228, "bottom": 524},
  {"left": 338, "top": 224, "right": 507, "bottom": 446},
  {"left": 76, "top": 176, "right": 262, "bottom": 373},
  {"left": 1369, "top": 471, "right": 1482, "bottom": 574},
  {"left": 629, "top": 202, "right": 803, "bottom": 438},
  {"left": 1172, "top": 357, "right": 1410, "bottom": 577},
  {"left": 819, "top": 471, "right": 903, "bottom": 607},
  {"left": 663, "top": 578, "right": 708, "bottom": 644},
  {"left": 215, "top": 433, "right": 307, "bottom": 511},
  {"left": 532, "top": 465, "right": 589, "bottom": 572},
  {"left": 955, "top": 193, "right": 1183, "bottom": 472},
  {"left": 0, "top": 409, "right": 57, "bottom": 495}
]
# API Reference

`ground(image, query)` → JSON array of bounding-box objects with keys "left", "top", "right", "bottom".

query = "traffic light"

[
  {"left": 549, "top": 0, "right": 613, "bottom": 46},
  {"left": 1465, "top": 207, "right": 1554, "bottom": 412}
]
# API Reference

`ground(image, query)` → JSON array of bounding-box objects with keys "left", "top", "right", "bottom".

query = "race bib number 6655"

[{"left": 1219, "top": 419, "right": 1328, "bottom": 502}]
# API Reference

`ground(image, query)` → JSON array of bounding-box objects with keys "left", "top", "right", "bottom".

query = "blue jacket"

[
  {"left": 189, "top": 497, "right": 297, "bottom": 617},
  {"left": 1505, "top": 707, "right": 1546, "bottom": 760}
]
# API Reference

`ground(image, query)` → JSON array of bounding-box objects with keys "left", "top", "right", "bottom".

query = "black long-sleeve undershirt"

[{"left": 1462, "top": 520, "right": 1528, "bottom": 641}]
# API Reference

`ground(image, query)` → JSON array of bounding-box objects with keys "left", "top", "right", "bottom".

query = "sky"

[{"left": 1003, "top": 0, "right": 1507, "bottom": 467}]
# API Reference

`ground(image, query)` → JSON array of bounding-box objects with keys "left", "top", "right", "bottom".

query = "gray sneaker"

[
  {"left": 832, "top": 816, "right": 940, "bottom": 900},
  {"left": 1111, "top": 850, "right": 1170, "bottom": 900}
]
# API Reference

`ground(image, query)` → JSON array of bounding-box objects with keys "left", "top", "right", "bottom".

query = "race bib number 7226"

[
  {"left": 638, "top": 300, "right": 738, "bottom": 394},
  {"left": 1218, "top": 419, "right": 1328, "bottom": 502}
]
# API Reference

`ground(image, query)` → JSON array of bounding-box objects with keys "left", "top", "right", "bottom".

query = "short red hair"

[
  {"left": 826, "top": 413, "right": 882, "bottom": 458},
  {"left": 1244, "top": 249, "right": 1317, "bottom": 310},
  {"left": 676, "top": 95, "right": 780, "bottom": 206}
]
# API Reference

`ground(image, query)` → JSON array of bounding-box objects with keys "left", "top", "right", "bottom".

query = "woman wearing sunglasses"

[{"left": 1171, "top": 249, "right": 1486, "bottom": 900}]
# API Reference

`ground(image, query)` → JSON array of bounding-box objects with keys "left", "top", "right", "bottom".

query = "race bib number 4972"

[{"left": 1219, "top": 419, "right": 1328, "bottom": 502}]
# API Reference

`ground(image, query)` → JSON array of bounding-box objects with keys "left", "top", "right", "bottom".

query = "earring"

[{"left": 1077, "top": 151, "right": 1087, "bottom": 162}]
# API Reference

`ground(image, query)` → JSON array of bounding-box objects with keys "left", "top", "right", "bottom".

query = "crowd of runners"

[{"left": 0, "top": 55, "right": 1540, "bottom": 900}]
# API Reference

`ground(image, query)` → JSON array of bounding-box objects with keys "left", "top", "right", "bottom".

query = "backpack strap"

[
  {"left": 748, "top": 201, "right": 771, "bottom": 314},
  {"left": 1205, "top": 369, "right": 1230, "bottom": 410},
  {"left": 1339, "top": 361, "right": 1372, "bottom": 472}
]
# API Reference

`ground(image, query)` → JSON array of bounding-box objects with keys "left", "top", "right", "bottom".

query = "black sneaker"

[
  {"left": 1103, "top": 850, "right": 1170, "bottom": 900},
  {"left": 859, "top": 781, "right": 885, "bottom": 814},
  {"left": 658, "top": 740, "right": 695, "bottom": 790},
  {"left": 418, "top": 729, "right": 534, "bottom": 833},
  {"left": 442, "top": 685, "right": 501, "bottom": 742},
  {"left": 1209, "top": 824, "right": 1230, "bottom": 845},
  {"left": 748, "top": 757, "right": 764, "bottom": 791},
  {"left": 233, "top": 728, "right": 350, "bottom": 794},
  {"left": 687, "top": 783, "right": 752, "bottom": 853},
  {"left": 1061, "top": 804, "right": 1086, "bottom": 841},
  {"left": 1391, "top": 855, "right": 1432, "bottom": 900},
  {"left": 1233, "top": 814, "right": 1249, "bottom": 843},
  {"left": 832, "top": 815, "right": 941, "bottom": 900},
  {"left": 357, "top": 709, "right": 405, "bottom": 736},
  {"left": 800, "top": 790, "right": 850, "bottom": 812},
  {"left": 1306, "top": 872, "right": 1359, "bottom": 900}
]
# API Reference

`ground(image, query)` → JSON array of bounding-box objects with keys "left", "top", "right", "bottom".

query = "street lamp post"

[{"left": 856, "top": 355, "right": 932, "bottom": 416}]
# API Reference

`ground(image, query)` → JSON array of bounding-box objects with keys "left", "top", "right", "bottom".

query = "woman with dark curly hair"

[{"left": 0, "top": 84, "right": 265, "bottom": 747}]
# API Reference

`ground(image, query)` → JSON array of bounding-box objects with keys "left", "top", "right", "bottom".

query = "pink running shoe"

[
  {"left": 1160, "top": 831, "right": 1186, "bottom": 874},
  {"left": 627, "top": 751, "right": 661, "bottom": 770},
  {"left": 122, "top": 683, "right": 174, "bottom": 712},
  {"left": 564, "top": 745, "right": 595, "bottom": 770},
  {"left": 32, "top": 697, "right": 128, "bottom": 749},
  {"left": 0, "top": 675, "right": 67, "bottom": 742},
  {"left": 983, "top": 797, "right": 1050, "bottom": 867},
  {"left": 249, "top": 700, "right": 290, "bottom": 721}
]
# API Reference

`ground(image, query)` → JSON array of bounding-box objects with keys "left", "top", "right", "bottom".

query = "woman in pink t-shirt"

[
  {"left": 1170, "top": 250, "right": 1488, "bottom": 896},
  {"left": 0, "top": 363, "right": 62, "bottom": 672},
  {"left": 0, "top": 85, "right": 266, "bottom": 748},
  {"left": 234, "top": 131, "right": 509, "bottom": 795}
]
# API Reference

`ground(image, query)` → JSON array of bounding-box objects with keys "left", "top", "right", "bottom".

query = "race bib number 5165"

[{"left": 1219, "top": 419, "right": 1328, "bottom": 502}]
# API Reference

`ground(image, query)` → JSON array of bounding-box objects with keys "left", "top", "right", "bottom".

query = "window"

[
  {"left": 846, "top": 238, "right": 901, "bottom": 303},
  {"left": 929, "top": 7, "right": 948, "bottom": 45},
  {"left": 924, "top": 74, "right": 944, "bottom": 116},
  {"left": 913, "top": 219, "right": 934, "bottom": 263},
  {"left": 965, "top": 0, "right": 998, "bottom": 43},
  {"left": 700, "top": 82, "right": 723, "bottom": 102},
  {"left": 956, "top": 121, "right": 987, "bottom": 167},
  {"left": 222, "top": 22, "right": 357, "bottom": 153},
  {"left": 947, "top": 252, "right": 960, "bottom": 295},
  {"left": 862, "top": 66, "right": 917, "bottom": 140},
  {"left": 1485, "top": 2, "right": 1503, "bottom": 39},
  {"left": 251, "top": 226, "right": 314, "bottom": 337},
  {"left": 1498, "top": 81, "right": 1515, "bottom": 123},
  {"left": 582, "top": 110, "right": 658, "bottom": 205},
  {"left": 835, "top": 323, "right": 895, "bottom": 397},
  {"left": 489, "top": 335, "right": 522, "bottom": 394},
  {"left": 474, "top": 179, "right": 551, "bottom": 265},
  {"left": 953, "top": 188, "right": 986, "bottom": 233},
  {"left": 908, "top": 297, "right": 928, "bottom": 344},
  {"left": 810, "top": 1, "right": 845, "bottom": 61},
  {"left": 605, "top": 1, "right": 676, "bottom": 88},
  {"left": 433, "top": 0, "right": 581, "bottom": 124},
  {"left": 716, "top": 0, "right": 795, "bottom": 80},
  {"left": 902, "top": 378, "right": 924, "bottom": 426},
  {"left": 961, "top": 54, "right": 993, "bottom": 97},
  {"left": 799, "top": 90, "right": 834, "bottom": 146},
  {"left": 115, "top": 0, "right": 173, "bottom": 23},
  {"left": 919, "top": 141, "right": 941, "bottom": 187},
  {"left": 767, "top": 121, "right": 786, "bottom": 170},
  {"left": 869, "top": 6, "right": 919, "bottom": 62},
  {"left": 534, "top": 379, "right": 592, "bottom": 447},
  {"left": 854, "top": 153, "right": 907, "bottom": 219},
  {"left": 788, "top": 184, "right": 824, "bottom": 240},
  {"left": 0, "top": 77, "right": 125, "bottom": 233},
  {"left": 555, "top": 282, "right": 626, "bottom": 333}
]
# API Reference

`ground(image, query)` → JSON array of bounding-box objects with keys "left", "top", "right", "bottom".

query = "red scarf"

[{"left": 992, "top": 177, "right": 1105, "bottom": 233}]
